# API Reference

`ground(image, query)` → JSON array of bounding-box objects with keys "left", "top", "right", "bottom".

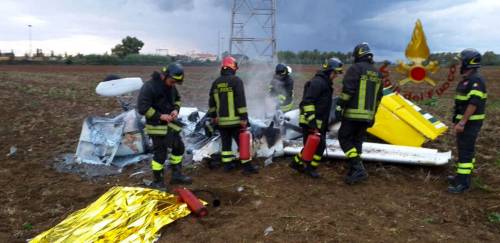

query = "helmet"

[
  {"left": 275, "top": 63, "right": 288, "bottom": 75},
  {"left": 221, "top": 56, "right": 238, "bottom": 71},
  {"left": 459, "top": 48, "right": 481, "bottom": 70},
  {"left": 161, "top": 63, "right": 184, "bottom": 83},
  {"left": 353, "top": 42, "right": 373, "bottom": 61},
  {"left": 322, "top": 57, "right": 344, "bottom": 74}
]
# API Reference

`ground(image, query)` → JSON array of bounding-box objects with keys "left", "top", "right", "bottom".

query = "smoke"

[{"left": 239, "top": 64, "right": 277, "bottom": 119}]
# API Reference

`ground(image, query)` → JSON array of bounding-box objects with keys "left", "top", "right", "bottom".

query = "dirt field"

[{"left": 0, "top": 64, "right": 499, "bottom": 242}]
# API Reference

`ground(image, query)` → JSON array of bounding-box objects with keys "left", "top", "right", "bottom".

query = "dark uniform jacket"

[
  {"left": 269, "top": 75, "right": 294, "bottom": 112},
  {"left": 137, "top": 71, "right": 182, "bottom": 135},
  {"left": 338, "top": 60, "right": 383, "bottom": 122},
  {"left": 299, "top": 71, "right": 333, "bottom": 131},
  {"left": 453, "top": 70, "right": 487, "bottom": 123},
  {"left": 208, "top": 69, "right": 248, "bottom": 127}
]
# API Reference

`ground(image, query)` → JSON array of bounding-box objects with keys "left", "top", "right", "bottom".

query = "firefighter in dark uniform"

[
  {"left": 208, "top": 56, "right": 259, "bottom": 175},
  {"left": 290, "top": 58, "right": 344, "bottom": 178},
  {"left": 337, "top": 42, "right": 383, "bottom": 185},
  {"left": 137, "top": 63, "right": 192, "bottom": 188},
  {"left": 269, "top": 63, "right": 294, "bottom": 112},
  {"left": 448, "top": 48, "right": 487, "bottom": 193}
]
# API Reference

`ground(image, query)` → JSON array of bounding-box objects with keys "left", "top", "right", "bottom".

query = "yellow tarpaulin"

[{"left": 30, "top": 186, "right": 192, "bottom": 243}]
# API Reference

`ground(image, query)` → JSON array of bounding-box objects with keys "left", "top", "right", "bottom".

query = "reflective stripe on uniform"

[
  {"left": 278, "top": 95, "right": 286, "bottom": 101},
  {"left": 306, "top": 114, "right": 316, "bottom": 121},
  {"left": 280, "top": 102, "right": 293, "bottom": 112},
  {"left": 358, "top": 75, "right": 367, "bottom": 110},
  {"left": 145, "top": 107, "right": 156, "bottom": 119},
  {"left": 294, "top": 154, "right": 304, "bottom": 165},
  {"left": 168, "top": 123, "right": 182, "bottom": 132},
  {"left": 170, "top": 154, "right": 183, "bottom": 164},
  {"left": 316, "top": 120, "right": 323, "bottom": 128},
  {"left": 345, "top": 147, "right": 358, "bottom": 158},
  {"left": 340, "top": 92, "right": 351, "bottom": 101},
  {"left": 455, "top": 114, "right": 485, "bottom": 120},
  {"left": 145, "top": 124, "right": 168, "bottom": 135},
  {"left": 313, "top": 154, "right": 322, "bottom": 161},
  {"left": 311, "top": 161, "right": 320, "bottom": 167},
  {"left": 238, "top": 107, "right": 247, "bottom": 114},
  {"left": 468, "top": 90, "right": 487, "bottom": 99},
  {"left": 175, "top": 101, "right": 182, "bottom": 107},
  {"left": 218, "top": 117, "right": 241, "bottom": 126},
  {"left": 455, "top": 90, "right": 487, "bottom": 101},
  {"left": 151, "top": 160, "right": 164, "bottom": 170},
  {"left": 221, "top": 151, "right": 234, "bottom": 163},
  {"left": 456, "top": 162, "right": 474, "bottom": 175},
  {"left": 303, "top": 105, "right": 315, "bottom": 112},
  {"left": 344, "top": 109, "right": 375, "bottom": 120}
]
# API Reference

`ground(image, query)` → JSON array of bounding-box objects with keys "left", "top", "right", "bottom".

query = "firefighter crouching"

[
  {"left": 208, "top": 56, "right": 259, "bottom": 175},
  {"left": 448, "top": 48, "right": 487, "bottom": 193},
  {"left": 137, "top": 63, "right": 192, "bottom": 188},
  {"left": 269, "top": 63, "right": 294, "bottom": 112},
  {"left": 290, "top": 58, "right": 344, "bottom": 178},
  {"left": 336, "top": 42, "right": 383, "bottom": 185}
]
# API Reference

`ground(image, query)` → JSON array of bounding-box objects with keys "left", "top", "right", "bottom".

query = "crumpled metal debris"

[{"left": 30, "top": 186, "right": 193, "bottom": 243}]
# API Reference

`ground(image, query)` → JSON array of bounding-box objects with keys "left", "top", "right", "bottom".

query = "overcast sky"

[{"left": 1, "top": 0, "right": 499, "bottom": 60}]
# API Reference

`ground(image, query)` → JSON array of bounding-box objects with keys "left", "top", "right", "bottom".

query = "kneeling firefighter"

[
  {"left": 290, "top": 58, "right": 344, "bottom": 178},
  {"left": 336, "top": 42, "right": 383, "bottom": 185},
  {"left": 208, "top": 56, "right": 259, "bottom": 175},
  {"left": 269, "top": 63, "right": 294, "bottom": 112},
  {"left": 448, "top": 48, "right": 487, "bottom": 194},
  {"left": 137, "top": 63, "right": 192, "bottom": 188}
]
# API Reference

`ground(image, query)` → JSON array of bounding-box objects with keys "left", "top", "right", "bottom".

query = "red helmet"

[{"left": 221, "top": 56, "right": 238, "bottom": 71}]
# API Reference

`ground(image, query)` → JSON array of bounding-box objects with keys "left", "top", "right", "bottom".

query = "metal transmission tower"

[{"left": 229, "top": 0, "right": 276, "bottom": 62}]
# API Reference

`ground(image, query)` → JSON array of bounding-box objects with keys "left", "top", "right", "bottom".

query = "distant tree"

[
  {"left": 112, "top": 36, "right": 144, "bottom": 58},
  {"left": 482, "top": 51, "right": 499, "bottom": 66}
]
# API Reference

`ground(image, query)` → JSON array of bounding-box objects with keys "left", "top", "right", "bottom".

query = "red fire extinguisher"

[
  {"left": 175, "top": 187, "right": 208, "bottom": 217},
  {"left": 239, "top": 128, "right": 251, "bottom": 161},
  {"left": 301, "top": 133, "right": 320, "bottom": 162}
]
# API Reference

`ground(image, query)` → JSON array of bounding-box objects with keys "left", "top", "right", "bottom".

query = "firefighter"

[
  {"left": 208, "top": 56, "right": 259, "bottom": 175},
  {"left": 290, "top": 58, "right": 344, "bottom": 178},
  {"left": 269, "top": 63, "right": 294, "bottom": 112},
  {"left": 137, "top": 63, "right": 192, "bottom": 188},
  {"left": 448, "top": 48, "right": 487, "bottom": 193},
  {"left": 336, "top": 42, "right": 383, "bottom": 185}
]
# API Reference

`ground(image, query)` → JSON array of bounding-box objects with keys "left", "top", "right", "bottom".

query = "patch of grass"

[
  {"left": 487, "top": 212, "right": 500, "bottom": 224},
  {"left": 487, "top": 99, "right": 500, "bottom": 111},
  {"left": 423, "top": 217, "right": 436, "bottom": 224},
  {"left": 472, "top": 177, "right": 499, "bottom": 192},
  {"left": 419, "top": 97, "right": 438, "bottom": 107},
  {"left": 23, "top": 223, "right": 33, "bottom": 230}
]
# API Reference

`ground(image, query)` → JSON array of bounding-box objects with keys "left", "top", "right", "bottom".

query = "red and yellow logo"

[{"left": 382, "top": 19, "right": 457, "bottom": 101}]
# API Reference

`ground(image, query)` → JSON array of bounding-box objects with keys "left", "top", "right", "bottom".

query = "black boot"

[
  {"left": 304, "top": 164, "right": 320, "bottom": 179},
  {"left": 242, "top": 161, "right": 259, "bottom": 175},
  {"left": 170, "top": 164, "right": 192, "bottom": 184},
  {"left": 447, "top": 174, "right": 471, "bottom": 193},
  {"left": 223, "top": 161, "right": 237, "bottom": 172},
  {"left": 345, "top": 158, "right": 368, "bottom": 185},
  {"left": 150, "top": 169, "right": 166, "bottom": 189}
]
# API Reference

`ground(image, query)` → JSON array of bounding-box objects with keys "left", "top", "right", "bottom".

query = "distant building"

[{"left": 188, "top": 53, "right": 218, "bottom": 62}]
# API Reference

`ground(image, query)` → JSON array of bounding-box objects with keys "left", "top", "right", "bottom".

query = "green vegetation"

[{"left": 488, "top": 212, "right": 500, "bottom": 224}]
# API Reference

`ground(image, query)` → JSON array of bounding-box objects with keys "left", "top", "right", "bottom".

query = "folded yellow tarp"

[
  {"left": 368, "top": 89, "right": 447, "bottom": 147},
  {"left": 30, "top": 186, "right": 192, "bottom": 243}
]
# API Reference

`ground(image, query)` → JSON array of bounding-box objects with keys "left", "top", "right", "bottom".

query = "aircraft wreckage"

[{"left": 75, "top": 77, "right": 451, "bottom": 169}]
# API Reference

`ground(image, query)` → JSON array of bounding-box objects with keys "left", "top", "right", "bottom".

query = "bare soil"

[{"left": 0, "top": 64, "right": 499, "bottom": 242}]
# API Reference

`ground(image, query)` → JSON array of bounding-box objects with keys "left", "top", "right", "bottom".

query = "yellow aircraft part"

[
  {"left": 30, "top": 186, "right": 193, "bottom": 243},
  {"left": 368, "top": 90, "right": 448, "bottom": 147}
]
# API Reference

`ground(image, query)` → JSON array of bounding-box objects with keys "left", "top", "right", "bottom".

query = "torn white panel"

[
  {"left": 283, "top": 139, "right": 451, "bottom": 166},
  {"left": 96, "top": 77, "right": 143, "bottom": 97}
]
